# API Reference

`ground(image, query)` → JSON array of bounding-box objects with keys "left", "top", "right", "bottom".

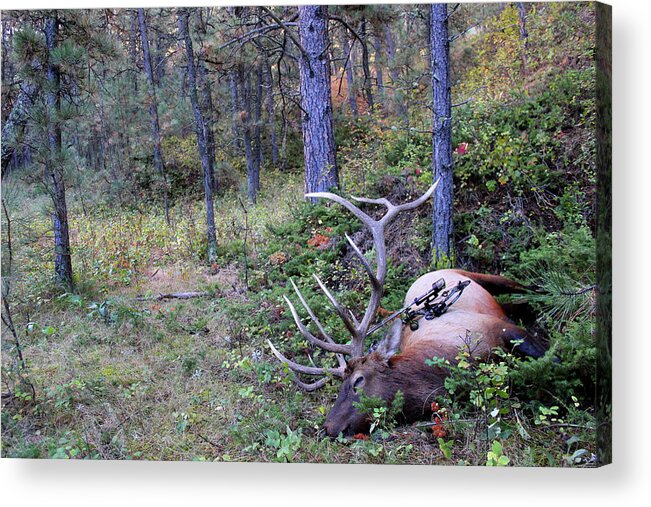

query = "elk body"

[{"left": 268, "top": 182, "right": 546, "bottom": 438}]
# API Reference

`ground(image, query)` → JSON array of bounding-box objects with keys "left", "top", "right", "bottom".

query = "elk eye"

[{"left": 352, "top": 375, "right": 365, "bottom": 393}]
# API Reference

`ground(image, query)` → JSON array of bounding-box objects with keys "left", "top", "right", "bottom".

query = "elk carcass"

[{"left": 268, "top": 182, "right": 546, "bottom": 438}]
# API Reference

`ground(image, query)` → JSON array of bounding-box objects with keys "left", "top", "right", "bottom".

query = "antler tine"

[
  {"left": 267, "top": 339, "right": 345, "bottom": 378},
  {"left": 312, "top": 274, "right": 358, "bottom": 338},
  {"left": 348, "top": 180, "right": 439, "bottom": 224},
  {"left": 290, "top": 279, "right": 331, "bottom": 343},
  {"left": 350, "top": 196, "right": 392, "bottom": 207},
  {"left": 305, "top": 182, "right": 439, "bottom": 358},
  {"left": 344, "top": 233, "right": 381, "bottom": 289},
  {"left": 292, "top": 377, "right": 330, "bottom": 392},
  {"left": 382, "top": 179, "right": 439, "bottom": 225},
  {"left": 283, "top": 295, "right": 352, "bottom": 356},
  {"left": 305, "top": 191, "right": 379, "bottom": 233},
  {"left": 289, "top": 279, "right": 347, "bottom": 369}
]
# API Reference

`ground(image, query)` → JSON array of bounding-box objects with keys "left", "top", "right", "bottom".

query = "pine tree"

[
  {"left": 430, "top": 3, "right": 454, "bottom": 266},
  {"left": 178, "top": 7, "right": 217, "bottom": 263},
  {"left": 298, "top": 5, "right": 339, "bottom": 198}
]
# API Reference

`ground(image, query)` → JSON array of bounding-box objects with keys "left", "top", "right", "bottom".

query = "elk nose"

[
  {"left": 323, "top": 421, "right": 336, "bottom": 438},
  {"left": 323, "top": 422, "right": 350, "bottom": 439}
]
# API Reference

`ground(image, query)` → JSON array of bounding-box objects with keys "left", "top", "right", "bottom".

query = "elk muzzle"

[{"left": 323, "top": 379, "right": 371, "bottom": 438}]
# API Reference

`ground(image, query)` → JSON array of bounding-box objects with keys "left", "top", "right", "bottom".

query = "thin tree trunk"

[
  {"left": 359, "top": 18, "right": 374, "bottom": 112},
  {"left": 198, "top": 51, "right": 217, "bottom": 193},
  {"left": 45, "top": 13, "right": 74, "bottom": 291},
  {"left": 430, "top": 4, "right": 454, "bottom": 265},
  {"left": 341, "top": 32, "right": 358, "bottom": 118},
  {"left": 129, "top": 11, "right": 138, "bottom": 92},
  {"left": 374, "top": 34, "right": 385, "bottom": 108},
  {"left": 264, "top": 55, "right": 279, "bottom": 166},
  {"left": 229, "top": 69, "right": 242, "bottom": 153},
  {"left": 138, "top": 8, "right": 170, "bottom": 225},
  {"left": 384, "top": 25, "right": 406, "bottom": 119},
  {"left": 238, "top": 66, "right": 257, "bottom": 203},
  {"left": 517, "top": 2, "right": 529, "bottom": 75},
  {"left": 298, "top": 5, "right": 339, "bottom": 198},
  {"left": 196, "top": 8, "right": 218, "bottom": 196},
  {"left": 1, "top": 82, "right": 35, "bottom": 178},
  {"left": 249, "top": 62, "right": 262, "bottom": 203},
  {"left": 178, "top": 8, "right": 217, "bottom": 262},
  {"left": 154, "top": 31, "right": 166, "bottom": 86},
  {"left": 280, "top": 109, "right": 288, "bottom": 171}
]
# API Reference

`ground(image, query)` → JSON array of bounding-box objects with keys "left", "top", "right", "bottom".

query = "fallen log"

[{"left": 136, "top": 291, "right": 210, "bottom": 301}]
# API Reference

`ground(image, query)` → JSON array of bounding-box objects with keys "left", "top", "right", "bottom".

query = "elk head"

[{"left": 267, "top": 181, "right": 439, "bottom": 437}]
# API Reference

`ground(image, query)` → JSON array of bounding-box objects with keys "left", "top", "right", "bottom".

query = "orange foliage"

[
  {"left": 307, "top": 233, "right": 330, "bottom": 250},
  {"left": 430, "top": 402, "right": 448, "bottom": 439}
]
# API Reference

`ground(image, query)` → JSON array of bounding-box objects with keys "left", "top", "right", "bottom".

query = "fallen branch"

[{"left": 136, "top": 291, "right": 210, "bottom": 301}]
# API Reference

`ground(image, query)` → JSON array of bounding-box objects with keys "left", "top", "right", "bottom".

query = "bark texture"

[
  {"left": 264, "top": 55, "right": 279, "bottom": 166},
  {"left": 430, "top": 4, "right": 454, "bottom": 265},
  {"left": 359, "top": 18, "right": 374, "bottom": 111},
  {"left": 138, "top": 8, "right": 170, "bottom": 224},
  {"left": 45, "top": 13, "right": 74, "bottom": 291},
  {"left": 298, "top": 5, "right": 339, "bottom": 198},
  {"left": 178, "top": 8, "right": 217, "bottom": 262}
]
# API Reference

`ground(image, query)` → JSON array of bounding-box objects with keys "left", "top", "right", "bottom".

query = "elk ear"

[{"left": 374, "top": 320, "right": 403, "bottom": 364}]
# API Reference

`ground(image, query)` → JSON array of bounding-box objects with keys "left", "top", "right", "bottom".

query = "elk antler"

[{"left": 268, "top": 180, "right": 439, "bottom": 390}]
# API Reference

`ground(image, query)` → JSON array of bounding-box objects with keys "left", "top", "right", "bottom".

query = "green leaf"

[{"left": 566, "top": 435, "right": 581, "bottom": 447}]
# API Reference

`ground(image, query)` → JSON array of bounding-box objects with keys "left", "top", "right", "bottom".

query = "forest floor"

[
  {"left": 1, "top": 170, "right": 594, "bottom": 466},
  {"left": 0, "top": 174, "right": 444, "bottom": 463}
]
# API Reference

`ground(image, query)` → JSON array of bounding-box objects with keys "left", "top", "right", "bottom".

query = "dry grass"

[{"left": 2, "top": 172, "right": 593, "bottom": 466}]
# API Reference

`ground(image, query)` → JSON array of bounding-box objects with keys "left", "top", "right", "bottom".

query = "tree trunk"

[
  {"left": 249, "top": 62, "right": 262, "bottom": 203},
  {"left": 45, "top": 14, "right": 74, "bottom": 291},
  {"left": 384, "top": 25, "right": 406, "bottom": 119},
  {"left": 197, "top": 51, "right": 217, "bottom": 193},
  {"left": 1, "top": 82, "right": 35, "bottom": 178},
  {"left": 430, "top": 4, "right": 454, "bottom": 266},
  {"left": 359, "top": 18, "right": 374, "bottom": 112},
  {"left": 264, "top": 56, "right": 279, "bottom": 166},
  {"left": 341, "top": 32, "right": 358, "bottom": 118},
  {"left": 517, "top": 2, "right": 529, "bottom": 74},
  {"left": 129, "top": 11, "right": 138, "bottom": 92},
  {"left": 229, "top": 69, "right": 241, "bottom": 153},
  {"left": 298, "top": 5, "right": 339, "bottom": 198},
  {"left": 374, "top": 34, "right": 385, "bottom": 108},
  {"left": 383, "top": 26, "right": 405, "bottom": 119},
  {"left": 138, "top": 8, "right": 170, "bottom": 225},
  {"left": 154, "top": 31, "right": 166, "bottom": 86},
  {"left": 178, "top": 8, "right": 217, "bottom": 262},
  {"left": 237, "top": 65, "right": 255, "bottom": 201}
]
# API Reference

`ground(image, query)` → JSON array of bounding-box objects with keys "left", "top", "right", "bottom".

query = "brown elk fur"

[{"left": 323, "top": 269, "right": 545, "bottom": 438}]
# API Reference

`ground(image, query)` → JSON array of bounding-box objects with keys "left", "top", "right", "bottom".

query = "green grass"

[{"left": 1, "top": 166, "right": 596, "bottom": 464}]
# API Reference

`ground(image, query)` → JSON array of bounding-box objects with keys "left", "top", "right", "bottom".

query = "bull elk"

[{"left": 268, "top": 182, "right": 546, "bottom": 438}]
